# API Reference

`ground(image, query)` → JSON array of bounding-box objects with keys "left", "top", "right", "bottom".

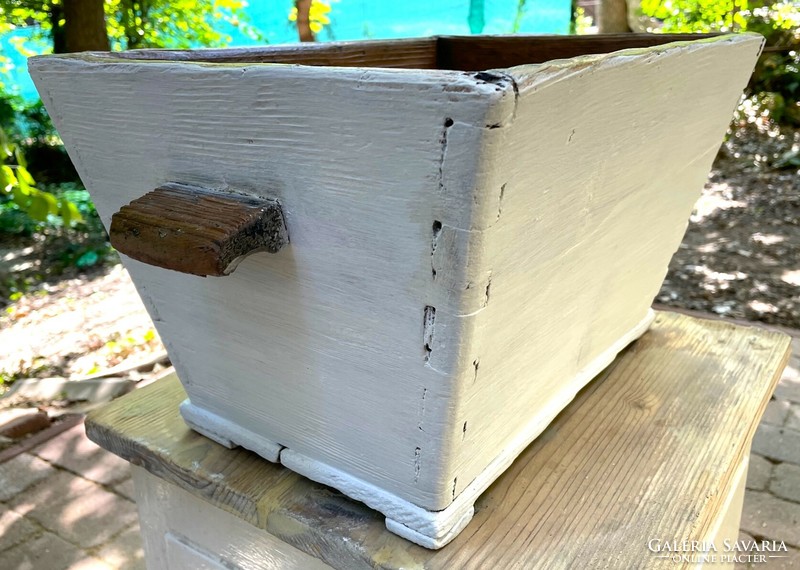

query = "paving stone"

[
  {"left": 1, "top": 531, "right": 113, "bottom": 570},
  {"left": 733, "top": 529, "right": 800, "bottom": 569},
  {"left": 0, "top": 502, "right": 39, "bottom": 551},
  {"left": 747, "top": 454, "right": 774, "bottom": 491},
  {"left": 5, "top": 377, "right": 136, "bottom": 404},
  {"left": 112, "top": 477, "right": 136, "bottom": 501},
  {"left": 776, "top": 358, "right": 800, "bottom": 404},
  {"left": 771, "top": 463, "right": 800, "bottom": 504},
  {"left": 734, "top": 531, "right": 755, "bottom": 570},
  {"left": 763, "top": 399, "right": 793, "bottom": 426},
  {"left": 97, "top": 522, "right": 145, "bottom": 569},
  {"left": 32, "top": 423, "right": 130, "bottom": 485},
  {"left": 787, "top": 403, "right": 800, "bottom": 431},
  {"left": 0, "top": 453, "right": 57, "bottom": 502},
  {"left": 8, "top": 469, "right": 96, "bottom": 513},
  {"left": 752, "top": 424, "right": 800, "bottom": 465},
  {"left": 13, "top": 474, "right": 139, "bottom": 549},
  {"left": 0, "top": 408, "right": 51, "bottom": 439},
  {"left": 740, "top": 491, "right": 800, "bottom": 547},
  {"left": 749, "top": 546, "right": 800, "bottom": 569}
]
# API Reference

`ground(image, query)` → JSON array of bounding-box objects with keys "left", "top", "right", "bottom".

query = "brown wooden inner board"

[
  {"left": 85, "top": 311, "right": 790, "bottom": 569},
  {"left": 99, "top": 33, "right": 718, "bottom": 71}
]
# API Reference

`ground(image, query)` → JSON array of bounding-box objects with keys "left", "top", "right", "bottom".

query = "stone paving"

[
  {"left": 0, "top": 334, "right": 797, "bottom": 569},
  {"left": 0, "top": 424, "right": 143, "bottom": 569},
  {"left": 738, "top": 334, "right": 800, "bottom": 569}
]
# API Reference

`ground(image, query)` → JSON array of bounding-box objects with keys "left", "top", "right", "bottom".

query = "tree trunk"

[
  {"left": 569, "top": 0, "right": 578, "bottom": 34},
  {"left": 599, "top": 0, "right": 631, "bottom": 33},
  {"left": 51, "top": 4, "right": 66, "bottom": 54},
  {"left": 62, "top": 0, "right": 110, "bottom": 53},
  {"left": 295, "top": 0, "right": 315, "bottom": 42}
]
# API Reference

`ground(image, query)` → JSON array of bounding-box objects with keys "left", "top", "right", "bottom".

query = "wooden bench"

[{"left": 85, "top": 311, "right": 791, "bottom": 569}]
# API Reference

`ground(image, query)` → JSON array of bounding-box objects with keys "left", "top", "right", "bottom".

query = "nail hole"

[{"left": 423, "top": 306, "right": 436, "bottom": 363}]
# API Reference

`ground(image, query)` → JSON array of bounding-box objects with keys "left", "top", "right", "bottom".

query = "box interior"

[{"left": 113, "top": 34, "right": 717, "bottom": 72}]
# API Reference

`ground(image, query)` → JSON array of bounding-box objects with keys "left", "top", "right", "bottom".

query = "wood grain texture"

[
  {"left": 31, "top": 34, "right": 764, "bottom": 520},
  {"left": 445, "top": 33, "right": 765, "bottom": 503},
  {"left": 30, "top": 49, "right": 512, "bottom": 511},
  {"left": 436, "top": 33, "right": 719, "bottom": 70},
  {"left": 132, "top": 457, "right": 749, "bottom": 569},
  {"left": 85, "top": 312, "right": 791, "bottom": 569},
  {"left": 95, "top": 34, "right": 719, "bottom": 72},
  {"left": 134, "top": 468, "right": 332, "bottom": 570},
  {"left": 110, "top": 183, "right": 288, "bottom": 277},
  {"left": 107, "top": 37, "right": 439, "bottom": 68}
]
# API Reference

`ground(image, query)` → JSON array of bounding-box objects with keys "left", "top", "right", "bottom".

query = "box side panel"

[
  {"left": 30, "top": 59, "right": 504, "bottom": 510},
  {"left": 446, "top": 36, "right": 764, "bottom": 498}
]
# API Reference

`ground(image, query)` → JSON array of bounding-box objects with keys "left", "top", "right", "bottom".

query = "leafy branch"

[{"left": 0, "top": 127, "right": 81, "bottom": 225}]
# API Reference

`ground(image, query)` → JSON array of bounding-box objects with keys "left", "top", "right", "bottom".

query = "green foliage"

[
  {"left": 0, "top": 0, "right": 261, "bottom": 51},
  {"left": 0, "top": 181, "right": 118, "bottom": 304},
  {"left": 106, "top": 0, "right": 262, "bottom": 49},
  {"left": 17, "top": 99, "right": 59, "bottom": 143},
  {"left": 0, "top": 87, "right": 80, "bottom": 224},
  {"left": 640, "top": 0, "right": 748, "bottom": 32},
  {"left": 0, "top": 126, "right": 82, "bottom": 226},
  {"left": 572, "top": 6, "right": 593, "bottom": 34},
  {"left": 640, "top": 1, "right": 800, "bottom": 125},
  {"left": 512, "top": 0, "right": 527, "bottom": 33},
  {"left": 47, "top": 183, "right": 116, "bottom": 269},
  {"left": 2, "top": 92, "right": 80, "bottom": 183}
]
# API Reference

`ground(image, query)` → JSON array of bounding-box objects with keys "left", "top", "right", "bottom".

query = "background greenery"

[{"left": 640, "top": 0, "right": 799, "bottom": 126}]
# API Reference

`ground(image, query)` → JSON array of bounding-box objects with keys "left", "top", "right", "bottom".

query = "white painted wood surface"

[
  {"left": 30, "top": 33, "right": 763, "bottom": 547},
  {"left": 132, "top": 467, "right": 333, "bottom": 570}
]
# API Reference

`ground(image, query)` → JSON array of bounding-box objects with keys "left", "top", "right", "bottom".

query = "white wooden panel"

[
  {"left": 31, "top": 56, "right": 507, "bottom": 510},
  {"left": 447, "top": 35, "right": 764, "bottom": 498},
  {"left": 133, "top": 466, "right": 333, "bottom": 570},
  {"left": 165, "top": 533, "right": 230, "bottom": 570}
]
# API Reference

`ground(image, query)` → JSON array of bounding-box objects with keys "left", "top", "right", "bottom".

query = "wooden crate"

[{"left": 30, "top": 33, "right": 763, "bottom": 548}]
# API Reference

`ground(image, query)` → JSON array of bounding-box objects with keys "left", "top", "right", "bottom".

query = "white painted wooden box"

[{"left": 30, "top": 33, "right": 762, "bottom": 549}]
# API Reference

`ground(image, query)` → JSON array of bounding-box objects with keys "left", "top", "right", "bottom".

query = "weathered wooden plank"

[
  {"left": 436, "top": 33, "right": 720, "bottom": 70},
  {"left": 109, "top": 183, "right": 288, "bottom": 277},
  {"left": 112, "top": 37, "right": 438, "bottom": 68},
  {"left": 110, "top": 34, "right": 721, "bottom": 72},
  {"left": 85, "top": 312, "right": 790, "bottom": 569}
]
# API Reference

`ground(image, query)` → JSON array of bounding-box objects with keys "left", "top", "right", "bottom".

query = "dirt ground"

[
  {"left": 0, "top": 123, "right": 798, "bottom": 388},
  {"left": 0, "top": 264, "right": 163, "bottom": 385},
  {"left": 657, "top": 123, "right": 800, "bottom": 328}
]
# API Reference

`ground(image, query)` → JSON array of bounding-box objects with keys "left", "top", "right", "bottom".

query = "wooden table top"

[{"left": 85, "top": 311, "right": 790, "bottom": 569}]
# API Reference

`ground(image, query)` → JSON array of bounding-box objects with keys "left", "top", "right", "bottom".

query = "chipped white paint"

[{"left": 30, "top": 33, "right": 763, "bottom": 548}]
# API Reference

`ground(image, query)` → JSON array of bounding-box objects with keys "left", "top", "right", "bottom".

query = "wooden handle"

[{"left": 109, "top": 183, "right": 288, "bottom": 277}]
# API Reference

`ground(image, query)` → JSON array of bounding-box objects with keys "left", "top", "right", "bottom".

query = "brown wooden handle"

[{"left": 109, "top": 183, "right": 288, "bottom": 277}]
